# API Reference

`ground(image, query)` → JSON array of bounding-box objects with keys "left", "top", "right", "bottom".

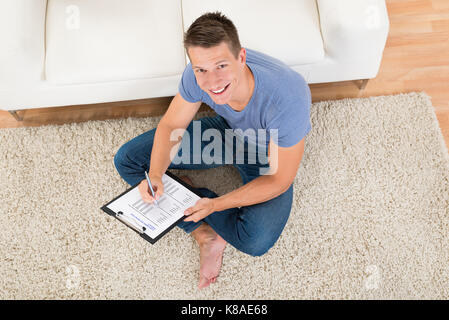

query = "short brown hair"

[{"left": 183, "top": 11, "right": 242, "bottom": 60}]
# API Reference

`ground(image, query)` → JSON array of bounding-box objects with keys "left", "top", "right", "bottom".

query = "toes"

[{"left": 198, "top": 276, "right": 211, "bottom": 289}]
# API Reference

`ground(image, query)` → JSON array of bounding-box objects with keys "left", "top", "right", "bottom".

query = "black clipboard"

[{"left": 100, "top": 170, "right": 203, "bottom": 244}]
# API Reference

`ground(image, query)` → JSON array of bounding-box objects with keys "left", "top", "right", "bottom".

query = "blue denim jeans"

[{"left": 113, "top": 114, "right": 294, "bottom": 256}]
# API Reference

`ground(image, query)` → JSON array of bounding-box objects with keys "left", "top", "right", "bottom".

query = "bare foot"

[
  {"left": 179, "top": 175, "right": 227, "bottom": 289},
  {"left": 192, "top": 223, "right": 227, "bottom": 289}
]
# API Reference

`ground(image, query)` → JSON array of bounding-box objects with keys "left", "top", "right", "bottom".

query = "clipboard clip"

[{"left": 117, "top": 211, "right": 147, "bottom": 234}]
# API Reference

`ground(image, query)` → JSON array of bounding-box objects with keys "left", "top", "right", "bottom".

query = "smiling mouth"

[{"left": 210, "top": 83, "right": 230, "bottom": 96}]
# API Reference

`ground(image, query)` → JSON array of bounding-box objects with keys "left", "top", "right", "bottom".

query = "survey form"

[{"left": 103, "top": 172, "right": 201, "bottom": 242}]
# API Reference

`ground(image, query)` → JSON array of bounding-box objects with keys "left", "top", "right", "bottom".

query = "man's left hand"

[{"left": 183, "top": 198, "right": 216, "bottom": 222}]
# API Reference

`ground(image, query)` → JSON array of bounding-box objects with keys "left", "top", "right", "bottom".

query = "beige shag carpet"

[{"left": 1, "top": 92, "right": 448, "bottom": 299}]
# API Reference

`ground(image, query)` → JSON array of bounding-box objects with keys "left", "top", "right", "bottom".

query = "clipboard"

[{"left": 101, "top": 170, "right": 203, "bottom": 244}]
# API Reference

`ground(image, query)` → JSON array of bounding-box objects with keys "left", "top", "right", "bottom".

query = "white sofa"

[{"left": 0, "top": 0, "right": 389, "bottom": 120}]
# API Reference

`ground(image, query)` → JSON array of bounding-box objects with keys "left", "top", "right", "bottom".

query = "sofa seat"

[{"left": 45, "top": 0, "right": 186, "bottom": 84}]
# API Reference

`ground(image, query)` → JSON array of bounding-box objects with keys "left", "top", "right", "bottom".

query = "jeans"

[{"left": 113, "top": 114, "right": 294, "bottom": 256}]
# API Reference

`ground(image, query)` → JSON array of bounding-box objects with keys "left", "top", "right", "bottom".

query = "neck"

[{"left": 228, "top": 65, "right": 254, "bottom": 111}]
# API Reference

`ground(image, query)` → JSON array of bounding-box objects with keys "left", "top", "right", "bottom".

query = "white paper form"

[{"left": 106, "top": 174, "right": 201, "bottom": 239}]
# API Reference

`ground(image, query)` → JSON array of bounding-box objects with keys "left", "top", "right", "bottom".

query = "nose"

[{"left": 202, "top": 70, "right": 222, "bottom": 90}]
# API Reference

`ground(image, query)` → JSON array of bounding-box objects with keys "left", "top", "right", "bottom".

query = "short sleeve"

[
  {"left": 178, "top": 63, "right": 204, "bottom": 103},
  {"left": 267, "top": 76, "right": 312, "bottom": 148}
]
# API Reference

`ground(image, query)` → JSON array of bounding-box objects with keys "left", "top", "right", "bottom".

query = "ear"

[
  {"left": 186, "top": 47, "right": 192, "bottom": 64},
  {"left": 239, "top": 47, "right": 246, "bottom": 64}
]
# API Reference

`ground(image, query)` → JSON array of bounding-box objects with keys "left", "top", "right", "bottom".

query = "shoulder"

[
  {"left": 246, "top": 48, "right": 309, "bottom": 105},
  {"left": 267, "top": 69, "right": 311, "bottom": 120},
  {"left": 246, "top": 48, "right": 291, "bottom": 86},
  {"left": 181, "top": 62, "right": 196, "bottom": 81},
  {"left": 179, "top": 62, "right": 204, "bottom": 103},
  {"left": 276, "top": 70, "right": 310, "bottom": 104}
]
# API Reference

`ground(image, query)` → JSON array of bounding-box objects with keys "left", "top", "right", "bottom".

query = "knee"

[
  {"left": 242, "top": 233, "right": 277, "bottom": 257},
  {"left": 113, "top": 145, "right": 127, "bottom": 171},
  {"left": 247, "top": 247, "right": 270, "bottom": 257},
  {"left": 245, "top": 242, "right": 272, "bottom": 257},
  {"left": 237, "top": 203, "right": 291, "bottom": 257},
  {"left": 113, "top": 142, "right": 139, "bottom": 175}
]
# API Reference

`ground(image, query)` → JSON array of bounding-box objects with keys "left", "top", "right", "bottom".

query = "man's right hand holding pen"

[{"left": 138, "top": 172, "right": 164, "bottom": 205}]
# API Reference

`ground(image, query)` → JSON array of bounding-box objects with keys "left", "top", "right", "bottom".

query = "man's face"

[{"left": 188, "top": 42, "right": 246, "bottom": 105}]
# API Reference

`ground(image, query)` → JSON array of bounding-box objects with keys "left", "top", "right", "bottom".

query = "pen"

[{"left": 144, "top": 171, "right": 159, "bottom": 206}]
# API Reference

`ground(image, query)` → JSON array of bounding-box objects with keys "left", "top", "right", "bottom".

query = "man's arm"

[
  {"left": 148, "top": 93, "right": 202, "bottom": 179},
  {"left": 211, "top": 137, "right": 305, "bottom": 211},
  {"left": 140, "top": 93, "right": 202, "bottom": 204}
]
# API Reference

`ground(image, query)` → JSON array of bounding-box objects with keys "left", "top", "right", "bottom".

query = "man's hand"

[
  {"left": 183, "top": 198, "right": 216, "bottom": 222},
  {"left": 138, "top": 174, "right": 164, "bottom": 204}
]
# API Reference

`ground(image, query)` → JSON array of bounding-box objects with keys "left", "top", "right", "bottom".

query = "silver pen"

[{"left": 144, "top": 171, "right": 159, "bottom": 206}]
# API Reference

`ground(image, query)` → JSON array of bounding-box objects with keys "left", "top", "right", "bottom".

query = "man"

[{"left": 114, "top": 11, "right": 312, "bottom": 289}]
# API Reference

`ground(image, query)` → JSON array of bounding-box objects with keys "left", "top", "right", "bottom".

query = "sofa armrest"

[
  {"left": 0, "top": 0, "right": 47, "bottom": 89},
  {"left": 316, "top": 0, "right": 389, "bottom": 69}
]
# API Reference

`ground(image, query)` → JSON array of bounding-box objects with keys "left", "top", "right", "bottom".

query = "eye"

[
  {"left": 195, "top": 69, "right": 205, "bottom": 73},
  {"left": 218, "top": 64, "right": 227, "bottom": 69}
]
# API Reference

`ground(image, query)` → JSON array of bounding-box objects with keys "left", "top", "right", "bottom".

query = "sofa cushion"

[
  {"left": 182, "top": 0, "right": 325, "bottom": 66},
  {"left": 45, "top": 0, "right": 186, "bottom": 84}
]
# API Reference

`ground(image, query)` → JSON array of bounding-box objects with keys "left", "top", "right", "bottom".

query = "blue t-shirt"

[{"left": 178, "top": 48, "right": 312, "bottom": 148}]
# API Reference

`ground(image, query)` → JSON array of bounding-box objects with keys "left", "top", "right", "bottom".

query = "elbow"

[
  {"left": 279, "top": 182, "right": 293, "bottom": 195},
  {"left": 269, "top": 174, "right": 294, "bottom": 196}
]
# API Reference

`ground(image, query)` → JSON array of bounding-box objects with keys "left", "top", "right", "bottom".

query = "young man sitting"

[{"left": 114, "top": 11, "right": 312, "bottom": 289}]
